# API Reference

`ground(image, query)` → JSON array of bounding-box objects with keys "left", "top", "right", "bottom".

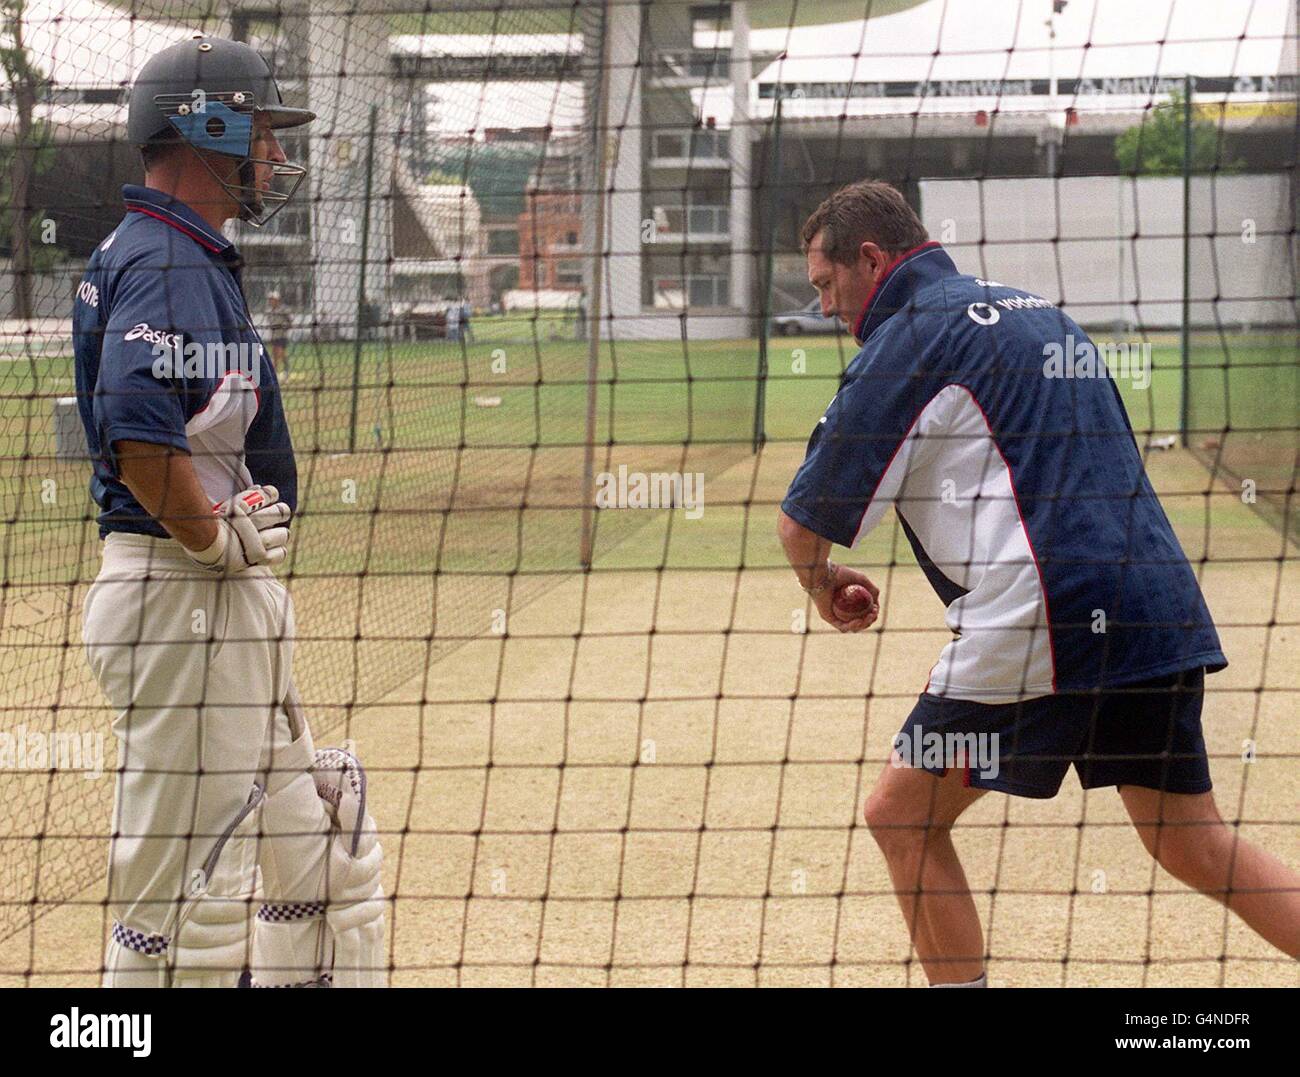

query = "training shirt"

[
  {"left": 72, "top": 185, "right": 296, "bottom": 538},
  {"left": 782, "top": 242, "right": 1226, "bottom": 701}
]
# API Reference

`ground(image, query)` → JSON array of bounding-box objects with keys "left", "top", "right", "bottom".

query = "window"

[
  {"left": 652, "top": 274, "right": 728, "bottom": 308},
  {"left": 654, "top": 133, "right": 686, "bottom": 158},
  {"left": 488, "top": 229, "right": 520, "bottom": 255},
  {"left": 557, "top": 260, "right": 584, "bottom": 286},
  {"left": 653, "top": 129, "right": 728, "bottom": 161},
  {"left": 691, "top": 4, "right": 731, "bottom": 48},
  {"left": 689, "top": 276, "right": 727, "bottom": 306},
  {"left": 692, "top": 129, "right": 727, "bottom": 158},
  {"left": 687, "top": 205, "right": 729, "bottom": 235}
]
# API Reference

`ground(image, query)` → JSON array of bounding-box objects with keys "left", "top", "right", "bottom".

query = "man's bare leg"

[
  {"left": 864, "top": 760, "right": 988, "bottom": 983},
  {"left": 1121, "top": 786, "right": 1300, "bottom": 957}
]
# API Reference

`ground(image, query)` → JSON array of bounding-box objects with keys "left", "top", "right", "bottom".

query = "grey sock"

[{"left": 931, "top": 972, "right": 987, "bottom": 988}]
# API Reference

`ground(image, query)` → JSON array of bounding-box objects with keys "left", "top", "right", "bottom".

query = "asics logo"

[{"left": 124, "top": 323, "right": 181, "bottom": 348}]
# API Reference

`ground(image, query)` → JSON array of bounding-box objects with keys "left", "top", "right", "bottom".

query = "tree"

[
  {"left": 1, "top": 0, "right": 62, "bottom": 321},
  {"left": 1114, "top": 87, "right": 1242, "bottom": 176},
  {"left": 423, "top": 167, "right": 466, "bottom": 187}
]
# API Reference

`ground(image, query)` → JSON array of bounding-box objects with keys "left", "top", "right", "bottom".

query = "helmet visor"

[{"left": 259, "top": 104, "right": 316, "bottom": 130}]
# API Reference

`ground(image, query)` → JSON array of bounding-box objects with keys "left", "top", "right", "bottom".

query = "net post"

[
  {"left": 349, "top": 103, "right": 379, "bottom": 455},
  {"left": 754, "top": 94, "right": 784, "bottom": 454},
  {"left": 580, "top": 2, "right": 613, "bottom": 570}
]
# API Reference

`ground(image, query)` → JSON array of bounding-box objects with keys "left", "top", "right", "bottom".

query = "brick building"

[{"left": 518, "top": 189, "right": 584, "bottom": 292}]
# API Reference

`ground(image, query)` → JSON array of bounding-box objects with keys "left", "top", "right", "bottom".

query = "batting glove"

[{"left": 185, "top": 484, "right": 292, "bottom": 574}]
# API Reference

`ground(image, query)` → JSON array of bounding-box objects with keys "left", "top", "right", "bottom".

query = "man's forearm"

[
  {"left": 777, "top": 510, "right": 835, "bottom": 591},
  {"left": 114, "top": 440, "right": 219, "bottom": 551}
]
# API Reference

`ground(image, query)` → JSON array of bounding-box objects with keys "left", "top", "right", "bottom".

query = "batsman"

[{"left": 74, "top": 35, "right": 385, "bottom": 987}]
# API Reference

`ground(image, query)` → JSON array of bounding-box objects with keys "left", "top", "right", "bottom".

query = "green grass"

[{"left": 1, "top": 325, "right": 1292, "bottom": 587}]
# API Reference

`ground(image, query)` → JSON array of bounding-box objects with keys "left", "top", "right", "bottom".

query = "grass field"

[
  {"left": 8, "top": 322, "right": 1289, "bottom": 548},
  {"left": 0, "top": 321, "right": 1295, "bottom": 985}
]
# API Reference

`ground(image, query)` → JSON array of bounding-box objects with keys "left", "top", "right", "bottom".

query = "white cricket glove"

[{"left": 185, "top": 484, "right": 292, "bottom": 575}]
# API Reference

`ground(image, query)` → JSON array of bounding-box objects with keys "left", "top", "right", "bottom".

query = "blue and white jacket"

[{"left": 782, "top": 242, "right": 1226, "bottom": 701}]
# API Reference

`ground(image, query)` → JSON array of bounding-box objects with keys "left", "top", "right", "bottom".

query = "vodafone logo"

[
  {"left": 966, "top": 302, "right": 1000, "bottom": 326},
  {"left": 124, "top": 323, "right": 181, "bottom": 348}
]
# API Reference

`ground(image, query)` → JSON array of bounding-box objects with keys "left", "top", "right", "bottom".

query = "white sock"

[{"left": 931, "top": 972, "right": 987, "bottom": 988}]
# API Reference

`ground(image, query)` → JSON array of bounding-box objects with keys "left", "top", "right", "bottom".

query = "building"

[
  {"left": 518, "top": 188, "right": 583, "bottom": 293},
  {"left": 10, "top": 0, "right": 1295, "bottom": 339}
]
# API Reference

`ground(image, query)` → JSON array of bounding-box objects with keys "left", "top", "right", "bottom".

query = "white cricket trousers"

[{"left": 83, "top": 533, "right": 329, "bottom": 987}]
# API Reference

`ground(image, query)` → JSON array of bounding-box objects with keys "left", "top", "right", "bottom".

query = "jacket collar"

[
  {"left": 122, "top": 184, "right": 239, "bottom": 263},
  {"left": 853, "top": 241, "right": 956, "bottom": 343}
]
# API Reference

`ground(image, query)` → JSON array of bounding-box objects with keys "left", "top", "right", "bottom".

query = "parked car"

[{"left": 772, "top": 299, "right": 841, "bottom": 336}]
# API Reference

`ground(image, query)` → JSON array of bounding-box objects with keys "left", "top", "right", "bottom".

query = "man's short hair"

[
  {"left": 800, "top": 180, "right": 929, "bottom": 264},
  {"left": 139, "top": 135, "right": 183, "bottom": 173}
]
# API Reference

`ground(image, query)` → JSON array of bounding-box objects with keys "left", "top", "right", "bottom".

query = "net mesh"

[{"left": 0, "top": 0, "right": 1296, "bottom": 987}]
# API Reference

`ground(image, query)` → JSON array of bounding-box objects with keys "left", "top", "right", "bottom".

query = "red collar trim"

[
  {"left": 853, "top": 240, "right": 943, "bottom": 341},
  {"left": 126, "top": 205, "right": 225, "bottom": 254}
]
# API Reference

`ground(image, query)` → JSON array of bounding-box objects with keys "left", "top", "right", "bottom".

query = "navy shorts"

[{"left": 894, "top": 668, "right": 1212, "bottom": 799}]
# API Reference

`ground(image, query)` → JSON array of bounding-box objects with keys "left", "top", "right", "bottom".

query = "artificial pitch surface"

[{"left": 0, "top": 325, "right": 1295, "bottom": 985}]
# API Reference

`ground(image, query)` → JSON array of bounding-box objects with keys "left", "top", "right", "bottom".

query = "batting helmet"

[{"left": 128, "top": 34, "right": 316, "bottom": 226}]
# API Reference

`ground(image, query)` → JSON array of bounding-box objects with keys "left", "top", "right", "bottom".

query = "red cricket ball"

[{"left": 832, "top": 583, "right": 875, "bottom": 619}]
